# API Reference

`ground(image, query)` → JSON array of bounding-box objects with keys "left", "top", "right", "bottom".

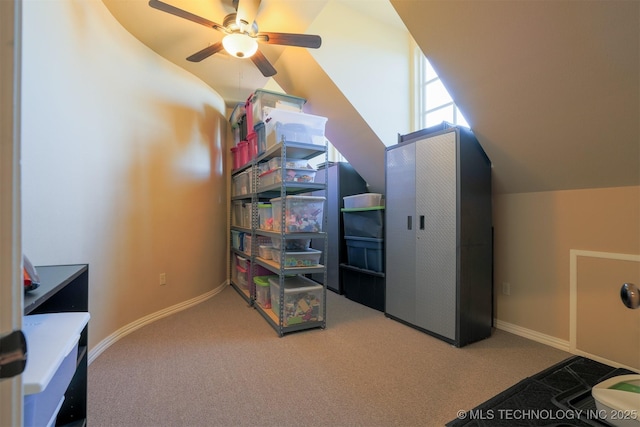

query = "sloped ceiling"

[
  {"left": 391, "top": 0, "right": 639, "bottom": 194},
  {"left": 103, "top": 0, "right": 639, "bottom": 195}
]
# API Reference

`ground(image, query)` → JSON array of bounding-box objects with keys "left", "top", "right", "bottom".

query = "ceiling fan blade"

[
  {"left": 148, "top": 0, "right": 225, "bottom": 32},
  {"left": 186, "top": 42, "right": 224, "bottom": 62},
  {"left": 235, "top": 0, "right": 261, "bottom": 33},
  {"left": 250, "top": 50, "right": 277, "bottom": 77},
  {"left": 257, "top": 32, "right": 322, "bottom": 49}
]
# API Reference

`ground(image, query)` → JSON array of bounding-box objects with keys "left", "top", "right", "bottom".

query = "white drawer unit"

[{"left": 22, "top": 312, "right": 90, "bottom": 427}]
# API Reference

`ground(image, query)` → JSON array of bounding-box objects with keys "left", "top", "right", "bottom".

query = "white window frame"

[{"left": 413, "top": 43, "right": 469, "bottom": 131}]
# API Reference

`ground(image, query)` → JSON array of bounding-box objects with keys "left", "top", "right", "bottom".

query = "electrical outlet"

[
  {"left": 159, "top": 273, "right": 167, "bottom": 286},
  {"left": 502, "top": 282, "right": 511, "bottom": 296}
]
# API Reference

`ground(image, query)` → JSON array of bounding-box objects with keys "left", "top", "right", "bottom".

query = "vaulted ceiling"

[{"left": 103, "top": 0, "right": 639, "bottom": 195}]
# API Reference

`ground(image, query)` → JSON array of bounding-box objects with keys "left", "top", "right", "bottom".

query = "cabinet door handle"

[
  {"left": 407, "top": 216, "right": 412, "bottom": 230},
  {"left": 419, "top": 215, "right": 425, "bottom": 230}
]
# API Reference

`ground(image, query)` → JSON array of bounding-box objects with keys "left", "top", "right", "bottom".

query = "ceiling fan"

[{"left": 148, "top": 0, "right": 322, "bottom": 77}]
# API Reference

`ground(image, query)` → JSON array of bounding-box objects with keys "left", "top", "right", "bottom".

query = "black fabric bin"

[{"left": 340, "top": 264, "right": 385, "bottom": 312}]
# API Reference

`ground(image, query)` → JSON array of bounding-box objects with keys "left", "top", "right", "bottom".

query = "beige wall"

[
  {"left": 16, "top": 0, "right": 638, "bottom": 368},
  {"left": 494, "top": 186, "right": 640, "bottom": 345},
  {"left": 273, "top": 0, "right": 411, "bottom": 193},
  {"left": 20, "top": 0, "right": 228, "bottom": 350},
  {"left": 575, "top": 255, "right": 639, "bottom": 369}
]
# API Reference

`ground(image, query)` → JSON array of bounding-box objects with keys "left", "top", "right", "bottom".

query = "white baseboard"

[
  {"left": 495, "top": 319, "right": 571, "bottom": 352},
  {"left": 495, "top": 321, "right": 637, "bottom": 370},
  {"left": 88, "top": 282, "right": 228, "bottom": 365}
]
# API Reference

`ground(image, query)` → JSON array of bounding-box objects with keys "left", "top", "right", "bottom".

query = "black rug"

[{"left": 446, "top": 356, "right": 637, "bottom": 427}]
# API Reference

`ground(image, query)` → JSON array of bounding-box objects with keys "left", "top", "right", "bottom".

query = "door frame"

[{"left": 0, "top": 0, "right": 23, "bottom": 425}]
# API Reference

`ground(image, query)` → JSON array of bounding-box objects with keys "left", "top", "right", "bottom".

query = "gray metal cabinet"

[{"left": 384, "top": 126, "right": 492, "bottom": 347}]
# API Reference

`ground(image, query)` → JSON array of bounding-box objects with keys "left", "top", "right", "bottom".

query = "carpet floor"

[{"left": 88, "top": 285, "right": 573, "bottom": 427}]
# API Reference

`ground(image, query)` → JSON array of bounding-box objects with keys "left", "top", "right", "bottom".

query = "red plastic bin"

[
  {"left": 237, "top": 141, "right": 249, "bottom": 167},
  {"left": 231, "top": 146, "right": 241, "bottom": 170}
]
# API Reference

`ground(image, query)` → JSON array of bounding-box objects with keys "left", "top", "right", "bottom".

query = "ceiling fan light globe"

[{"left": 222, "top": 33, "right": 258, "bottom": 59}]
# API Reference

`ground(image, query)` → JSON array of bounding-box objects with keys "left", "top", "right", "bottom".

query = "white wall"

[
  {"left": 309, "top": 0, "right": 411, "bottom": 147},
  {"left": 21, "top": 0, "right": 228, "bottom": 350}
]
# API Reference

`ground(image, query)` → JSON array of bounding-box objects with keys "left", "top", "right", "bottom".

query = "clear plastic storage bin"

[
  {"left": 343, "top": 193, "right": 382, "bottom": 209},
  {"left": 264, "top": 109, "right": 328, "bottom": 148},
  {"left": 232, "top": 201, "right": 243, "bottom": 227},
  {"left": 258, "top": 203, "right": 273, "bottom": 230},
  {"left": 234, "top": 255, "right": 271, "bottom": 294},
  {"left": 270, "top": 248, "right": 322, "bottom": 268},
  {"left": 242, "top": 202, "right": 252, "bottom": 228},
  {"left": 254, "top": 275, "right": 276, "bottom": 308},
  {"left": 235, "top": 264, "right": 248, "bottom": 291},
  {"left": 259, "top": 245, "right": 273, "bottom": 260},
  {"left": 248, "top": 89, "right": 306, "bottom": 127},
  {"left": 231, "top": 230, "right": 243, "bottom": 251},
  {"left": 267, "top": 157, "right": 312, "bottom": 171},
  {"left": 233, "top": 169, "right": 253, "bottom": 196},
  {"left": 270, "top": 196, "right": 325, "bottom": 232},
  {"left": 270, "top": 237, "right": 311, "bottom": 251},
  {"left": 243, "top": 234, "right": 272, "bottom": 256},
  {"left": 259, "top": 168, "right": 317, "bottom": 189},
  {"left": 268, "top": 275, "right": 323, "bottom": 326},
  {"left": 229, "top": 102, "right": 245, "bottom": 128}
]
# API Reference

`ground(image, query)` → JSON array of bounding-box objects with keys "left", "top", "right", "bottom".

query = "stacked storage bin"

[
  {"left": 257, "top": 157, "right": 317, "bottom": 191},
  {"left": 229, "top": 102, "right": 247, "bottom": 170},
  {"left": 340, "top": 193, "right": 386, "bottom": 311},
  {"left": 248, "top": 89, "right": 306, "bottom": 158},
  {"left": 233, "top": 254, "right": 272, "bottom": 296},
  {"left": 228, "top": 87, "right": 329, "bottom": 336}
]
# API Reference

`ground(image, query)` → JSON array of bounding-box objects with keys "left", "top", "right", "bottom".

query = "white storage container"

[
  {"left": 233, "top": 170, "right": 250, "bottom": 196},
  {"left": 243, "top": 234, "right": 272, "bottom": 256},
  {"left": 242, "top": 202, "right": 252, "bottom": 229},
  {"left": 254, "top": 275, "right": 275, "bottom": 308},
  {"left": 23, "top": 312, "right": 90, "bottom": 427},
  {"left": 270, "top": 248, "right": 322, "bottom": 268},
  {"left": 235, "top": 264, "right": 248, "bottom": 291},
  {"left": 232, "top": 201, "right": 252, "bottom": 228},
  {"left": 259, "top": 244, "right": 273, "bottom": 260},
  {"left": 229, "top": 102, "right": 245, "bottom": 128},
  {"left": 257, "top": 160, "right": 271, "bottom": 175},
  {"left": 270, "top": 237, "right": 311, "bottom": 251},
  {"left": 264, "top": 109, "right": 328, "bottom": 148},
  {"left": 343, "top": 193, "right": 383, "bottom": 209},
  {"left": 248, "top": 89, "right": 306, "bottom": 127},
  {"left": 259, "top": 168, "right": 317, "bottom": 189},
  {"left": 232, "top": 201, "right": 243, "bottom": 227},
  {"left": 231, "top": 230, "right": 244, "bottom": 251},
  {"left": 268, "top": 275, "right": 323, "bottom": 326},
  {"left": 270, "top": 196, "right": 325, "bottom": 232},
  {"left": 258, "top": 203, "right": 273, "bottom": 230},
  {"left": 267, "top": 157, "right": 312, "bottom": 171},
  {"left": 235, "top": 254, "right": 249, "bottom": 271}
]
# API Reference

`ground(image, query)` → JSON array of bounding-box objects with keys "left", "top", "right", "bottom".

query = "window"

[{"left": 416, "top": 50, "right": 469, "bottom": 130}]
